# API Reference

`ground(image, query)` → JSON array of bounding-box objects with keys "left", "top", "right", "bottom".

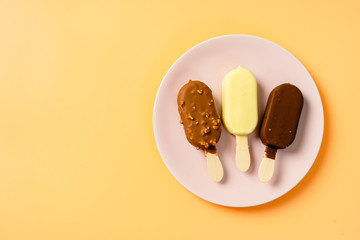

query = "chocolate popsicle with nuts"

[
  {"left": 258, "top": 83, "right": 303, "bottom": 182},
  {"left": 177, "top": 80, "right": 223, "bottom": 182}
]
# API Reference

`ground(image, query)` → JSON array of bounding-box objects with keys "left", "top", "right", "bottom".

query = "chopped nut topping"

[
  {"left": 180, "top": 120, "right": 183, "bottom": 124},
  {"left": 196, "top": 147, "right": 199, "bottom": 150},
  {"left": 212, "top": 120, "right": 218, "bottom": 125},
  {"left": 195, "top": 121, "right": 199, "bottom": 125},
  {"left": 210, "top": 99, "right": 214, "bottom": 103},
  {"left": 179, "top": 101, "right": 184, "bottom": 106},
  {"left": 213, "top": 125, "right": 219, "bottom": 129},
  {"left": 205, "top": 114, "right": 209, "bottom": 118},
  {"left": 191, "top": 90, "right": 195, "bottom": 94},
  {"left": 200, "top": 141, "right": 205, "bottom": 146},
  {"left": 202, "top": 127, "right": 211, "bottom": 135},
  {"left": 190, "top": 136, "right": 194, "bottom": 140},
  {"left": 205, "top": 143, "right": 209, "bottom": 148},
  {"left": 188, "top": 115, "right": 194, "bottom": 120},
  {"left": 192, "top": 106, "right": 196, "bottom": 110},
  {"left": 197, "top": 90, "right": 203, "bottom": 94}
]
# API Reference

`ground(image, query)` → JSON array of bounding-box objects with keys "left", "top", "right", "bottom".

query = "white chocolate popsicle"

[{"left": 222, "top": 66, "right": 258, "bottom": 172}]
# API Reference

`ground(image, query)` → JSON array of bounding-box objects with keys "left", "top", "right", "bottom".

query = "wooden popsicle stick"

[
  {"left": 258, "top": 156, "right": 275, "bottom": 182},
  {"left": 235, "top": 135, "right": 251, "bottom": 172},
  {"left": 205, "top": 152, "right": 224, "bottom": 182}
]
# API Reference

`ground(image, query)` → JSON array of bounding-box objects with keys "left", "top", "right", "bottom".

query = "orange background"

[{"left": 0, "top": 0, "right": 359, "bottom": 239}]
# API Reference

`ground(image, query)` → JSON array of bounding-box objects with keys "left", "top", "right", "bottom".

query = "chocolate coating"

[
  {"left": 260, "top": 83, "right": 303, "bottom": 158},
  {"left": 177, "top": 80, "right": 221, "bottom": 154}
]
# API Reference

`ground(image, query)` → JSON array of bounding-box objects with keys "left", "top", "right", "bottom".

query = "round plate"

[{"left": 153, "top": 35, "right": 324, "bottom": 207}]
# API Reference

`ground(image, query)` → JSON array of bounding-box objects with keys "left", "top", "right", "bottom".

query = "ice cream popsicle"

[
  {"left": 177, "top": 80, "right": 223, "bottom": 182},
  {"left": 222, "top": 66, "right": 258, "bottom": 172},
  {"left": 258, "top": 83, "right": 303, "bottom": 182}
]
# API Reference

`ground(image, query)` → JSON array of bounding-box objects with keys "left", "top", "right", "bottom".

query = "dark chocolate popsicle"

[{"left": 258, "top": 83, "right": 303, "bottom": 182}]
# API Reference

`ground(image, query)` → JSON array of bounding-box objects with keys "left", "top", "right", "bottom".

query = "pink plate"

[{"left": 153, "top": 35, "right": 324, "bottom": 207}]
